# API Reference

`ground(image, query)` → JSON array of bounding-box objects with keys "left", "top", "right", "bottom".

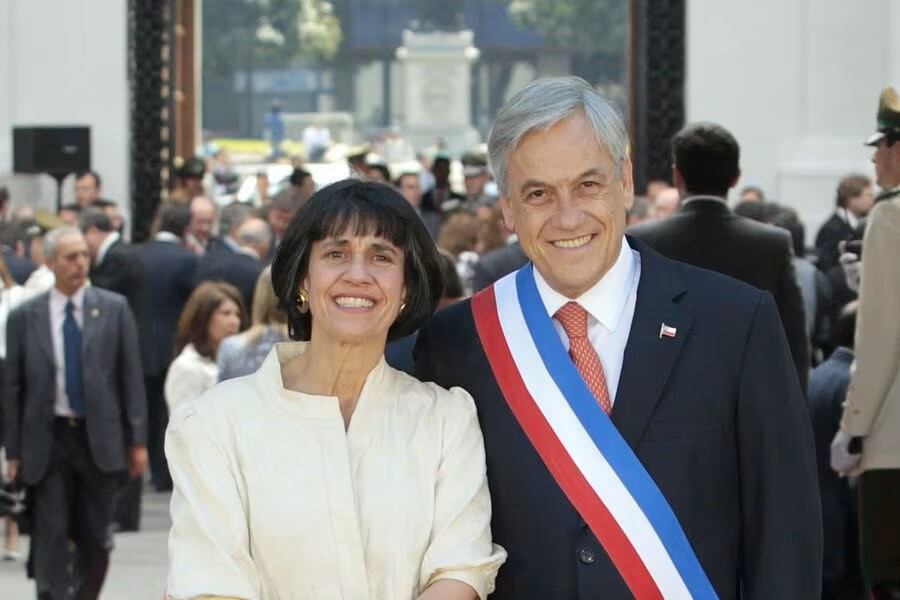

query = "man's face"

[
  {"left": 872, "top": 139, "right": 900, "bottom": 189},
  {"left": 268, "top": 207, "right": 292, "bottom": 239},
  {"left": 651, "top": 188, "right": 680, "bottom": 220},
  {"left": 82, "top": 226, "right": 104, "bottom": 258},
  {"left": 433, "top": 161, "right": 450, "bottom": 187},
  {"left": 49, "top": 233, "right": 90, "bottom": 294},
  {"left": 190, "top": 198, "right": 216, "bottom": 243},
  {"left": 847, "top": 185, "right": 875, "bottom": 218},
  {"left": 104, "top": 205, "right": 124, "bottom": 233},
  {"left": 58, "top": 208, "right": 80, "bottom": 226},
  {"left": 74, "top": 175, "right": 100, "bottom": 207},
  {"left": 465, "top": 173, "right": 488, "bottom": 197},
  {"left": 500, "top": 112, "right": 633, "bottom": 298},
  {"left": 397, "top": 175, "right": 422, "bottom": 208}
]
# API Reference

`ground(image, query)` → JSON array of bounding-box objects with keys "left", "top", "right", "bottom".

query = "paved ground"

[{"left": 0, "top": 489, "right": 171, "bottom": 599}]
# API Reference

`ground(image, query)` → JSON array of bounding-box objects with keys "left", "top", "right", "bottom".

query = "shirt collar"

[
  {"left": 155, "top": 231, "right": 180, "bottom": 243},
  {"left": 534, "top": 237, "right": 636, "bottom": 332},
  {"left": 837, "top": 208, "right": 860, "bottom": 230},
  {"left": 95, "top": 232, "right": 120, "bottom": 266},
  {"left": 50, "top": 285, "right": 86, "bottom": 312},
  {"left": 681, "top": 194, "right": 728, "bottom": 206}
]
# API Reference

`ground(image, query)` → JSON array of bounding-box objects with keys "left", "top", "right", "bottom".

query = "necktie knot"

[
  {"left": 555, "top": 302, "right": 588, "bottom": 340},
  {"left": 65, "top": 300, "right": 75, "bottom": 317}
]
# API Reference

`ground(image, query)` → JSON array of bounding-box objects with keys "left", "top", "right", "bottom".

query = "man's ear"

[{"left": 499, "top": 194, "right": 516, "bottom": 234}]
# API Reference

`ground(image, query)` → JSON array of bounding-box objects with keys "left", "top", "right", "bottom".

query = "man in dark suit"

[
  {"left": 815, "top": 174, "right": 874, "bottom": 273},
  {"left": 81, "top": 208, "right": 143, "bottom": 319},
  {"left": 138, "top": 203, "right": 197, "bottom": 492},
  {"left": 4, "top": 227, "right": 146, "bottom": 600},
  {"left": 414, "top": 77, "right": 821, "bottom": 598},
  {"left": 808, "top": 302, "right": 864, "bottom": 599},
  {"left": 628, "top": 122, "right": 810, "bottom": 390},
  {"left": 471, "top": 241, "right": 528, "bottom": 292},
  {"left": 79, "top": 208, "right": 146, "bottom": 530},
  {"left": 195, "top": 203, "right": 264, "bottom": 309}
]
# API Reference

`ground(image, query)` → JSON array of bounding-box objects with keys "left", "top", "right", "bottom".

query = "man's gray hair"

[
  {"left": 42, "top": 226, "right": 83, "bottom": 261},
  {"left": 487, "top": 76, "right": 629, "bottom": 195},
  {"left": 219, "top": 202, "right": 254, "bottom": 237},
  {"left": 237, "top": 218, "right": 273, "bottom": 245}
]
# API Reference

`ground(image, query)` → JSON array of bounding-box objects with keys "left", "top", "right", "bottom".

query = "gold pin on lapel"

[
  {"left": 91, "top": 308, "right": 100, "bottom": 318},
  {"left": 659, "top": 323, "right": 677, "bottom": 339}
]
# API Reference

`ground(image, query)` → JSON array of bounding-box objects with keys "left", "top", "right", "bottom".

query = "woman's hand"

[{"left": 418, "top": 579, "right": 478, "bottom": 600}]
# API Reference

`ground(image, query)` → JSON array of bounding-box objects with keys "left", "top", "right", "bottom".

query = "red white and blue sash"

[{"left": 472, "top": 265, "right": 717, "bottom": 599}]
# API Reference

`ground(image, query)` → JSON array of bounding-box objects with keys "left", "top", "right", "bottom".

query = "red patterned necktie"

[{"left": 555, "top": 302, "right": 612, "bottom": 414}]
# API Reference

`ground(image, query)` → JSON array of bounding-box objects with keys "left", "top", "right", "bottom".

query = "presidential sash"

[{"left": 472, "top": 265, "right": 717, "bottom": 599}]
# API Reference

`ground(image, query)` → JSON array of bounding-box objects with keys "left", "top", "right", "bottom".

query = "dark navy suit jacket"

[
  {"left": 195, "top": 239, "right": 262, "bottom": 311},
  {"left": 414, "top": 237, "right": 822, "bottom": 599},
  {"left": 138, "top": 240, "right": 197, "bottom": 377}
]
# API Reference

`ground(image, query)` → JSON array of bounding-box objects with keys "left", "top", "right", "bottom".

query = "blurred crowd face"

[
  {"left": 650, "top": 187, "right": 680, "bottom": 220},
  {"left": 465, "top": 173, "right": 488, "bottom": 198},
  {"left": 207, "top": 298, "right": 242, "bottom": 351},
  {"left": 189, "top": 196, "right": 216, "bottom": 245},
  {"left": 304, "top": 231, "right": 406, "bottom": 346},
  {"left": 58, "top": 206, "right": 80, "bottom": 226},
  {"left": 739, "top": 188, "right": 764, "bottom": 203},
  {"left": 872, "top": 139, "right": 900, "bottom": 189},
  {"left": 397, "top": 174, "right": 422, "bottom": 209},
  {"left": 268, "top": 207, "right": 292, "bottom": 240},
  {"left": 846, "top": 184, "right": 875, "bottom": 218},
  {"left": 49, "top": 232, "right": 90, "bottom": 296},
  {"left": 82, "top": 226, "right": 105, "bottom": 259},
  {"left": 432, "top": 160, "right": 451, "bottom": 188},
  {"left": 74, "top": 174, "right": 100, "bottom": 208},
  {"left": 500, "top": 111, "right": 633, "bottom": 299},
  {"left": 103, "top": 204, "right": 124, "bottom": 233}
]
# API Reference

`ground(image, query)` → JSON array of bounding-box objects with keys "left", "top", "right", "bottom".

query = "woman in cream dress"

[{"left": 166, "top": 180, "right": 505, "bottom": 600}]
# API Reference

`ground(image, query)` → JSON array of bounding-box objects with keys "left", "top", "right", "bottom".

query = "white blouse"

[
  {"left": 165, "top": 342, "right": 506, "bottom": 600},
  {"left": 164, "top": 343, "right": 219, "bottom": 414}
]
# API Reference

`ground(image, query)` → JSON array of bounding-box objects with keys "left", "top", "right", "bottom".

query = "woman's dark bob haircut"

[{"left": 271, "top": 179, "right": 444, "bottom": 342}]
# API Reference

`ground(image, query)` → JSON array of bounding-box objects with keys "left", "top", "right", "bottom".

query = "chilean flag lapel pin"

[{"left": 659, "top": 322, "right": 677, "bottom": 339}]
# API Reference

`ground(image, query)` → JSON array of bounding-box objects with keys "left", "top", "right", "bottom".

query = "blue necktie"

[{"left": 63, "top": 300, "right": 85, "bottom": 417}]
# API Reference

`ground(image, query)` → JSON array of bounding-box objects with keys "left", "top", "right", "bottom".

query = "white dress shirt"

[
  {"left": 534, "top": 238, "right": 641, "bottom": 405},
  {"left": 49, "top": 286, "right": 86, "bottom": 417},
  {"left": 166, "top": 343, "right": 506, "bottom": 599}
]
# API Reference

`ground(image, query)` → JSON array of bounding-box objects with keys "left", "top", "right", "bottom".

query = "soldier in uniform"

[{"left": 832, "top": 86, "right": 900, "bottom": 599}]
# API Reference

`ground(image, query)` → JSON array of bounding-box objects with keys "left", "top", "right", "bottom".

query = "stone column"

[{"left": 395, "top": 29, "right": 481, "bottom": 155}]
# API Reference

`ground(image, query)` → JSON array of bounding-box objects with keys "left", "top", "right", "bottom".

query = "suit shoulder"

[
  {"left": 8, "top": 291, "right": 47, "bottom": 320},
  {"left": 667, "top": 257, "right": 767, "bottom": 310},
  {"left": 90, "top": 286, "right": 128, "bottom": 307},
  {"left": 424, "top": 297, "right": 474, "bottom": 332},
  {"left": 871, "top": 197, "right": 900, "bottom": 225}
]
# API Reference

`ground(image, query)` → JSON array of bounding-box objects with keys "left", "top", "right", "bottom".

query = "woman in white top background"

[
  {"left": 165, "top": 180, "right": 505, "bottom": 600},
  {"left": 163, "top": 281, "right": 245, "bottom": 413}
]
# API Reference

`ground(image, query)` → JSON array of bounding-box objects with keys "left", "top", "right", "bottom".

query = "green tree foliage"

[
  {"left": 508, "top": 0, "right": 627, "bottom": 58},
  {"left": 203, "top": 0, "right": 341, "bottom": 79}
]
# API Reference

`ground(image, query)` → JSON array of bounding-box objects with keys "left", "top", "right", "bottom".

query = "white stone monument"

[{"left": 395, "top": 29, "right": 481, "bottom": 155}]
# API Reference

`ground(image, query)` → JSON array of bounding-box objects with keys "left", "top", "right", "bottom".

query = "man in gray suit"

[{"left": 4, "top": 227, "right": 147, "bottom": 600}]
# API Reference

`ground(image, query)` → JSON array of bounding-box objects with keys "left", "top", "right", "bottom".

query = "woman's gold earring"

[
  {"left": 400, "top": 302, "right": 407, "bottom": 313},
  {"left": 296, "top": 289, "right": 309, "bottom": 314}
]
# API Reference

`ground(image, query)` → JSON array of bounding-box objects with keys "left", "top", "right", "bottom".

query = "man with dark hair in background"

[
  {"left": 73, "top": 171, "right": 102, "bottom": 209},
  {"left": 395, "top": 172, "right": 442, "bottom": 239},
  {"left": 421, "top": 156, "right": 464, "bottom": 214},
  {"left": 195, "top": 203, "right": 262, "bottom": 309},
  {"left": 629, "top": 121, "right": 810, "bottom": 390},
  {"left": 809, "top": 302, "right": 863, "bottom": 600},
  {"left": 816, "top": 174, "right": 874, "bottom": 273},
  {"left": 138, "top": 203, "right": 197, "bottom": 492},
  {"left": 79, "top": 207, "right": 146, "bottom": 530}
]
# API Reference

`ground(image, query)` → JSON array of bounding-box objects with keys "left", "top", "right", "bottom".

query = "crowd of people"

[{"left": 0, "top": 77, "right": 897, "bottom": 599}]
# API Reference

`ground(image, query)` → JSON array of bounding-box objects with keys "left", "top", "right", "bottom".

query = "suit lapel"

[
  {"left": 81, "top": 288, "right": 103, "bottom": 354},
  {"left": 611, "top": 238, "right": 693, "bottom": 450},
  {"left": 30, "top": 293, "right": 55, "bottom": 365}
]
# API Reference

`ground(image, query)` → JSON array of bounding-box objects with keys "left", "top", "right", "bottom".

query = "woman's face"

[
  {"left": 304, "top": 230, "right": 406, "bottom": 346},
  {"left": 208, "top": 299, "right": 242, "bottom": 351}
]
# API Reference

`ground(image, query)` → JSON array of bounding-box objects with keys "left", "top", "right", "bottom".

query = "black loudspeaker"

[{"left": 12, "top": 126, "right": 91, "bottom": 176}]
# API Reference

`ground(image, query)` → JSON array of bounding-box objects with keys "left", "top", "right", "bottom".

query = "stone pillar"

[{"left": 395, "top": 29, "right": 481, "bottom": 155}]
